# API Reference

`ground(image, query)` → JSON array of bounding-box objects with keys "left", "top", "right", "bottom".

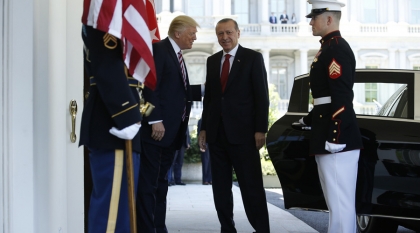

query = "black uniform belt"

[{"left": 89, "top": 76, "right": 141, "bottom": 88}]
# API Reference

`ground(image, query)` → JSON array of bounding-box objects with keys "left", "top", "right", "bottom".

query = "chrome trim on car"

[
  {"left": 415, "top": 72, "right": 420, "bottom": 121},
  {"left": 356, "top": 214, "right": 420, "bottom": 221}
]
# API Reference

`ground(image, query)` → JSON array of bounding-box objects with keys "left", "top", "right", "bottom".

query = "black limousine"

[{"left": 267, "top": 69, "right": 420, "bottom": 233}]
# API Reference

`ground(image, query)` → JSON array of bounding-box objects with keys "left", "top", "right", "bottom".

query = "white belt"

[{"left": 314, "top": 96, "right": 331, "bottom": 105}]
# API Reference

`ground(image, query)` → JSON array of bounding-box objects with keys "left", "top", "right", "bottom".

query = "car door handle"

[{"left": 291, "top": 121, "right": 311, "bottom": 131}]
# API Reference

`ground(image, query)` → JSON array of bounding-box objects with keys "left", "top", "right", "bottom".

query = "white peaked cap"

[{"left": 306, "top": 0, "right": 345, "bottom": 18}]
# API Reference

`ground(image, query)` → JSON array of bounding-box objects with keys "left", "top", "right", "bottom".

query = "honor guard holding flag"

[
  {"left": 79, "top": 0, "right": 158, "bottom": 232},
  {"left": 298, "top": 1, "right": 363, "bottom": 232}
]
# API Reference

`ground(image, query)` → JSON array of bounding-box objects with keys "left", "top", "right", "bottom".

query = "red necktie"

[{"left": 220, "top": 54, "right": 231, "bottom": 92}]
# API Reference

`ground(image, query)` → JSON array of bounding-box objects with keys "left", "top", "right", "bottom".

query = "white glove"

[
  {"left": 299, "top": 117, "right": 306, "bottom": 125},
  {"left": 109, "top": 123, "right": 141, "bottom": 140},
  {"left": 325, "top": 141, "right": 346, "bottom": 153}
]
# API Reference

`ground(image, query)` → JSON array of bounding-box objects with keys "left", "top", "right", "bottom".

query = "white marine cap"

[{"left": 306, "top": 0, "right": 345, "bottom": 18}]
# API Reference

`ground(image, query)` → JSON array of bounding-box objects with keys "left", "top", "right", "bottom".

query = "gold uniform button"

[
  {"left": 333, "top": 138, "right": 336, "bottom": 142},
  {"left": 333, "top": 130, "right": 337, "bottom": 133},
  {"left": 335, "top": 122, "right": 338, "bottom": 125},
  {"left": 319, "top": 115, "right": 322, "bottom": 118}
]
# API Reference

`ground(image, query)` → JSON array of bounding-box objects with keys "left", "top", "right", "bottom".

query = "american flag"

[{"left": 82, "top": 0, "right": 160, "bottom": 90}]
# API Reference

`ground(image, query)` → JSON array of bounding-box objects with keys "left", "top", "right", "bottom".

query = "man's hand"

[
  {"left": 255, "top": 132, "right": 266, "bottom": 150},
  {"left": 151, "top": 122, "right": 165, "bottom": 141},
  {"left": 198, "top": 130, "right": 207, "bottom": 152},
  {"left": 109, "top": 122, "right": 141, "bottom": 140}
]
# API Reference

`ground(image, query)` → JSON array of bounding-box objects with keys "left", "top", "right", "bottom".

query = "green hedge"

[{"left": 184, "top": 128, "right": 201, "bottom": 163}]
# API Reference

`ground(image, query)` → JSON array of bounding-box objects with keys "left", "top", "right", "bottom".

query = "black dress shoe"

[
  {"left": 203, "top": 182, "right": 209, "bottom": 185},
  {"left": 175, "top": 182, "right": 186, "bottom": 185}
]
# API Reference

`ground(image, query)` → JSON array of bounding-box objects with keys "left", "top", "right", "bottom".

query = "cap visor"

[{"left": 307, "top": 11, "right": 326, "bottom": 18}]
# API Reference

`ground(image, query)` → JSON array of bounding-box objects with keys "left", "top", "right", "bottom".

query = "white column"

[
  {"left": 48, "top": 0, "right": 68, "bottom": 232},
  {"left": 300, "top": 49, "right": 308, "bottom": 75},
  {"left": 162, "top": 0, "right": 170, "bottom": 12},
  {"left": 350, "top": 0, "right": 358, "bottom": 22},
  {"left": 6, "top": 0, "right": 35, "bottom": 232},
  {"left": 174, "top": 0, "right": 183, "bottom": 13},
  {"left": 388, "top": 48, "right": 396, "bottom": 69},
  {"left": 213, "top": 0, "right": 221, "bottom": 15},
  {"left": 205, "top": 0, "right": 212, "bottom": 17},
  {"left": 300, "top": 0, "right": 307, "bottom": 24},
  {"left": 223, "top": 0, "right": 231, "bottom": 15},
  {"left": 399, "top": 49, "right": 407, "bottom": 69},
  {"left": 261, "top": 0, "right": 269, "bottom": 24},
  {"left": 341, "top": 0, "right": 349, "bottom": 22},
  {"left": 388, "top": 0, "right": 395, "bottom": 23},
  {"left": 261, "top": 49, "right": 270, "bottom": 82},
  {"left": 398, "top": 0, "right": 406, "bottom": 23}
]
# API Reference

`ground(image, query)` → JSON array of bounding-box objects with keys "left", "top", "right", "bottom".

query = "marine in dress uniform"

[
  {"left": 299, "top": 1, "right": 363, "bottom": 233},
  {"left": 80, "top": 25, "right": 143, "bottom": 233}
]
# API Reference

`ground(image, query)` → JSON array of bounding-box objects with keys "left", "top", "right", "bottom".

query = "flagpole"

[{"left": 125, "top": 140, "right": 137, "bottom": 233}]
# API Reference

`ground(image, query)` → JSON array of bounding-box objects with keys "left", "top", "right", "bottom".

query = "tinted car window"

[{"left": 376, "top": 84, "right": 408, "bottom": 118}]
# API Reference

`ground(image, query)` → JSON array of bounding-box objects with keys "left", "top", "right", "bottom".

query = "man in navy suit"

[
  {"left": 198, "top": 18, "right": 270, "bottom": 233},
  {"left": 280, "top": 10, "right": 289, "bottom": 24},
  {"left": 136, "top": 15, "right": 202, "bottom": 233},
  {"left": 269, "top": 12, "right": 277, "bottom": 24}
]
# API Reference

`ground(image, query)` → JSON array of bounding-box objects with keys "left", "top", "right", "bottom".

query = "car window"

[
  {"left": 376, "top": 84, "right": 407, "bottom": 118},
  {"left": 353, "top": 83, "right": 406, "bottom": 117}
]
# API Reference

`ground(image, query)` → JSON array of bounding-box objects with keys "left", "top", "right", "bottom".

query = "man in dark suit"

[
  {"left": 136, "top": 15, "right": 202, "bottom": 233},
  {"left": 167, "top": 128, "right": 190, "bottom": 185},
  {"left": 198, "top": 18, "right": 270, "bottom": 233},
  {"left": 269, "top": 12, "right": 277, "bottom": 24},
  {"left": 280, "top": 10, "right": 289, "bottom": 24}
]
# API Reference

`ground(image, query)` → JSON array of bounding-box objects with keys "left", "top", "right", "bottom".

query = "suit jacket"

[
  {"left": 280, "top": 14, "right": 289, "bottom": 24},
  {"left": 269, "top": 16, "right": 277, "bottom": 24},
  {"left": 141, "top": 37, "right": 201, "bottom": 149},
  {"left": 201, "top": 45, "right": 269, "bottom": 145}
]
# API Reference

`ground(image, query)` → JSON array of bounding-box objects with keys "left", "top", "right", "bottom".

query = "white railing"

[
  {"left": 270, "top": 24, "right": 300, "bottom": 34},
  {"left": 360, "top": 24, "right": 388, "bottom": 33},
  {"left": 240, "top": 24, "right": 261, "bottom": 34},
  {"left": 408, "top": 25, "right": 420, "bottom": 33}
]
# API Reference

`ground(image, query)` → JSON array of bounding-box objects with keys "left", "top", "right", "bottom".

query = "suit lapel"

[
  {"left": 163, "top": 38, "right": 188, "bottom": 92},
  {"left": 213, "top": 51, "right": 223, "bottom": 90},
  {"left": 225, "top": 45, "right": 243, "bottom": 92}
]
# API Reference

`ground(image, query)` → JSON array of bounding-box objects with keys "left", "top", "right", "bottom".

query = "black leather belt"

[{"left": 89, "top": 76, "right": 141, "bottom": 88}]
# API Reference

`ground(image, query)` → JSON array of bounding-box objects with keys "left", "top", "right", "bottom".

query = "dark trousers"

[
  {"left": 88, "top": 149, "right": 140, "bottom": 233},
  {"left": 136, "top": 141, "right": 176, "bottom": 233},
  {"left": 168, "top": 146, "right": 186, "bottom": 184},
  {"left": 209, "top": 123, "right": 270, "bottom": 233},
  {"left": 201, "top": 145, "right": 212, "bottom": 183}
]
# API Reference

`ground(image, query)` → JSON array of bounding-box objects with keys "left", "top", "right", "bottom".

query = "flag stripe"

[{"left": 82, "top": 0, "right": 159, "bottom": 90}]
